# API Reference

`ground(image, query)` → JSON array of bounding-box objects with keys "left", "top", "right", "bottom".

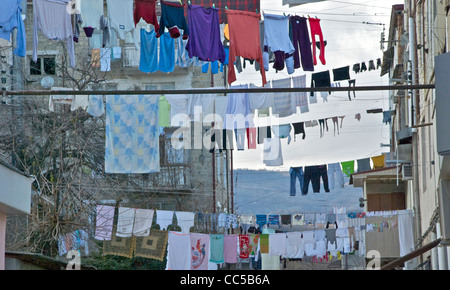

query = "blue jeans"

[{"left": 290, "top": 167, "right": 304, "bottom": 196}]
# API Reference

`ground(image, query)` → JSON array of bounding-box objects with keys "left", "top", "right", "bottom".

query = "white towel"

[
  {"left": 398, "top": 210, "right": 415, "bottom": 256},
  {"left": 269, "top": 233, "right": 287, "bottom": 257},
  {"left": 156, "top": 210, "right": 174, "bottom": 230},
  {"left": 175, "top": 211, "right": 195, "bottom": 234},
  {"left": 261, "top": 253, "right": 280, "bottom": 270},
  {"left": 94, "top": 205, "right": 115, "bottom": 240},
  {"left": 284, "top": 232, "right": 304, "bottom": 259},
  {"left": 133, "top": 209, "right": 154, "bottom": 236},
  {"left": 166, "top": 231, "right": 191, "bottom": 270},
  {"left": 116, "top": 207, "right": 135, "bottom": 237}
]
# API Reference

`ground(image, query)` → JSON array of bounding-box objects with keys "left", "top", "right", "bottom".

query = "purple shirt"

[{"left": 185, "top": 5, "right": 225, "bottom": 63}]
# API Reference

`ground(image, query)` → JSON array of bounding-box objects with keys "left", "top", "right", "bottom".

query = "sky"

[{"left": 230, "top": 0, "right": 402, "bottom": 171}]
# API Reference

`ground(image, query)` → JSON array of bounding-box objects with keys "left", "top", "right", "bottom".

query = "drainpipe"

[{"left": 409, "top": 8, "right": 422, "bottom": 265}]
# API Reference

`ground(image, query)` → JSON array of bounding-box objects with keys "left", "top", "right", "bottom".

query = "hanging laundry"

[
  {"left": 248, "top": 83, "right": 272, "bottom": 113},
  {"left": 308, "top": 17, "right": 326, "bottom": 65},
  {"left": 248, "top": 234, "right": 260, "bottom": 258},
  {"left": 159, "top": 32, "right": 176, "bottom": 73},
  {"left": 272, "top": 124, "right": 292, "bottom": 144},
  {"left": 285, "top": 232, "right": 304, "bottom": 259},
  {"left": 291, "top": 214, "right": 305, "bottom": 226},
  {"left": 209, "top": 234, "right": 225, "bottom": 264},
  {"left": 357, "top": 158, "right": 371, "bottom": 172},
  {"left": 269, "top": 233, "right": 287, "bottom": 257},
  {"left": 377, "top": 58, "right": 382, "bottom": 69},
  {"left": 263, "top": 137, "right": 283, "bottom": 167},
  {"left": 371, "top": 154, "right": 385, "bottom": 169},
  {"left": 319, "top": 118, "right": 328, "bottom": 137},
  {"left": 327, "top": 162, "right": 344, "bottom": 190},
  {"left": 107, "top": 0, "right": 136, "bottom": 43},
  {"left": 292, "top": 75, "right": 309, "bottom": 113},
  {"left": 332, "top": 66, "right": 350, "bottom": 82},
  {"left": 246, "top": 127, "right": 257, "bottom": 149},
  {"left": 305, "top": 120, "right": 318, "bottom": 127},
  {"left": 190, "top": 234, "right": 210, "bottom": 270},
  {"left": 99, "top": 15, "right": 111, "bottom": 48},
  {"left": 368, "top": 60, "right": 376, "bottom": 71},
  {"left": 33, "top": 0, "right": 75, "bottom": 67},
  {"left": 271, "top": 78, "right": 294, "bottom": 118},
  {"left": 186, "top": 5, "right": 226, "bottom": 63},
  {"left": 256, "top": 214, "right": 268, "bottom": 229},
  {"left": 292, "top": 122, "right": 306, "bottom": 141},
  {"left": 383, "top": 110, "right": 393, "bottom": 124},
  {"left": 87, "top": 95, "right": 105, "bottom": 117},
  {"left": 348, "top": 79, "right": 356, "bottom": 100},
  {"left": 133, "top": 208, "right": 154, "bottom": 237},
  {"left": 116, "top": 207, "right": 136, "bottom": 237},
  {"left": 166, "top": 231, "right": 191, "bottom": 270},
  {"left": 331, "top": 116, "right": 339, "bottom": 136},
  {"left": 224, "top": 234, "right": 238, "bottom": 263},
  {"left": 225, "top": 84, "right": 254, "bottom": 130},
  {"left": 100, "top": 48, "right": 111, "bottom": 72},
  {"left": 268, "top": 214, "right": 280, "bottom": 227},
  {"left": 134, "top": 0, "right": 159, "bottom": 31},
  {"left": 302, "top": 165, "right": 330, "bottom": 194},
  {"left": 134, "top": 229, "right": 168, "bottom": 261},
  {"left": 310, "top": 70, "right": 331, "bottom": 97},
  {"left": 175, "top": 211, "right": 195, "bottom": 234},
  {"left": 175, "top": 35, "right": 193, "bottom": 67},
  {"left": 289, "top": 16, "right": 314, "bottom": 71},
  {"left": 238, "top": 235, "right": 250, "bottom": 259},
  {"left": 95, "top": 205, "right": 115, "bottom": 240},
  {"left": 159, "top": 1, "right": 189, "bottom": 39},
  {"left": 290, "top": 166, "right": 304, "bottom": 196},
  {"left": 263, "top": 13, "right": 295, "bottom": 72},
  {"left": 79, "top": 0, "right": 103, "bottom": 30},
  {"left": 280, "top": 215, "right": 291, "bottom": 226},
  {"left": 226, "top": 9, "right": 267, "bottom": 86},
  {"left": 156, "top": 210, "right": 174, "bottom": 230},
  {"left": 105, "top": 95, "right": 160, "bottom": 173},
  {"left": 353, "top": 63, "right": 360, "bottom": 74},
  {"left": 71, "top": 95, "right": 89, "bottom": 112},
  {"left": 340, "top": 160, "right": 355, "bottom": 177},
  {"left": 355, "top": 113, "right": 361, "bottom": 121},
  {"left": 360, "top": 61, "right": 367, "bottom": 72},
  {"left": 159, "top": 96, "right": 171, "bottom": 128},
  {"left": 234, "top": 129, "right": 246, "bottom": 151},
  {"left": 139, "top": 29, "right": 158, "bottom": 73},
  {"left": 259, "top": 234, "right": 269, "bottom": 254}
]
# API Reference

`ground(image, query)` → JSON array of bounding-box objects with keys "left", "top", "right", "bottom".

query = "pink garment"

[
  {"left": 94, "top": 205, "right": 115, "bottom": 240},
  {"left": 224, "top": 234, "right": 238, "bottom": 263},
  {"left": 190, "top": 233, "right": 210, "bottom": 270},
  {"left": 308, "top": 17, "right": 326, "bottom": 65},
  {"left": 226, "top": 10, "right": 266, "bottom": 86}
]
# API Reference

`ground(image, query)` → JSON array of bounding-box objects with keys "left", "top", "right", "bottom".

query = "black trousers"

[{"left": 302, "top": 165, "right": 330, "bottom": 194}]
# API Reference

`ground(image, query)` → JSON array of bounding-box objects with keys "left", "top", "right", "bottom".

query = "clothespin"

[
  {"left": 225, "top": 6, "right": 228, "bottom": 9},
  {"left": 213, "top": 3, "right": 215, "bottom": 8}
]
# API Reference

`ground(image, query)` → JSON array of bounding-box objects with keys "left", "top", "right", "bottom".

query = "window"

[{"left": 30, "top": 56, "right": 56, "bottom": 75}]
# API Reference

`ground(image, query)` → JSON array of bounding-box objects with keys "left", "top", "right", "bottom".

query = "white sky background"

[{"left": 230, "top": 0, "right": 403, "bottom": 171}]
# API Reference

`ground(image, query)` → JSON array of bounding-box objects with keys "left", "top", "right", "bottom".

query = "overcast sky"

[{"left": 230, "top": 0, "right": 402, "bottom": 171}]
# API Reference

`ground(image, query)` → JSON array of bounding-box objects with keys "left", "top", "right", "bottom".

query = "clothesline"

[{"left": 3, "top": 84, "right": 434, "bottom": 96}]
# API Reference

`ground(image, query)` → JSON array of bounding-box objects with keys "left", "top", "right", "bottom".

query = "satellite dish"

[{"left": 41, "top": 76, "right": 54, "bottom": 89}]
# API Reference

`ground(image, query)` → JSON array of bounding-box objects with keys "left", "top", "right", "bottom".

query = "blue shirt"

[{"left": 0, "top": 0, "right": 26, "bottom": 57}]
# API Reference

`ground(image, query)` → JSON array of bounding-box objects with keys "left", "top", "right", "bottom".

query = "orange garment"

[
  {"left": 371, "top": 154, "right": 385, "bottom": 169},
  {"left": 225, "top": 10, "right": 266, "bottom": 86}
]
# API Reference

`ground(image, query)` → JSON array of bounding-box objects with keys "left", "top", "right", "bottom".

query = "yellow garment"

[
  {"left": 224, "top": 24, "right": 229, "bottom": 40},
  {"left": 371, "top": 154, "right": 385, "bottom": 169}
]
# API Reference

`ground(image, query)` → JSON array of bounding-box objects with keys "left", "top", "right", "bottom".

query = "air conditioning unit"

[{"left": 402, "top": 164, "right": 413, "bottom": 180}]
